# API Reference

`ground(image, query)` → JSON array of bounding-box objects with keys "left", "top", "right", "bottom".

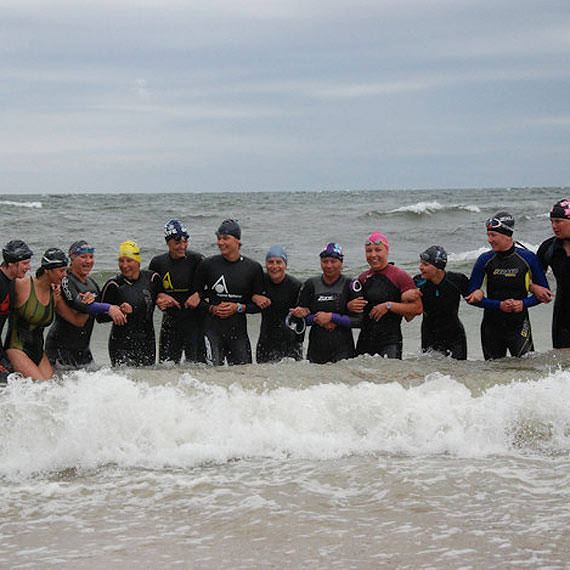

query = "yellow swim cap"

[{"left": 118, "top": 241, "right": 141, "bottom": 263}]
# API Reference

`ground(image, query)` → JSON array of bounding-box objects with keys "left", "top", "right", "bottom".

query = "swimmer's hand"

[
  {"left": 79, "top": 291, "right": 95, "bottom": 305},
  {"left": 120, "top": 302, "right": 133, "bottom": 315},
  {"left": 108, "top": 305, "right": 128, "bottom": 325},
  {"left": 252, "top": 294, "right": 271, "bottom": 310},
  {"left": 156, "top": 293, "right": 180, "bottom": 311},
  {"left": 465, "top": 289, "right": 483, "bottom": 304},
  {"left": 500, "top": 299, "right": 523, "bottom": 313},
  {"left": 184, "top": 292, "right": 200, "bottom": 310},
  {"left": 369, "top": 303, "right": 389, "bottom": 321},
  {"left": 211, "top": 302, "right": 237, "bottom": 318},
  {"left": 313, "top": 311, "right": 332, "bottom": 326},
  {"left": 51, "top": 284, "right": 61, "bottom": 298},
  {"left": 529, "top": 283, "right": 554, "bottom": 303},
  {"left": 347, "top": 297, "right": 367, "bottom": 313},
  {"left": 289, "top": 306, "right": 309, "bottom": 319}
]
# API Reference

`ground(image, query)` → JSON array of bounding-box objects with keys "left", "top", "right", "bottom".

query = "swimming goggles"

[
  {"left": 76, "top": 246, "right": 95, "bottom": 254},
  {"left": 365, "top": 238, "right": 387, "bottom": 246},
  {"left": 485, "top": 217, "right": 512, "bottom": 231}
]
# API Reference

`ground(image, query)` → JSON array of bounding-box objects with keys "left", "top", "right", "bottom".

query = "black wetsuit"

[
  {"left": 537, "top": 236, "right": 570, "bottom": 348},
  {"left": 256, "top": 273, "right": 304, "bottom": 363},
  {"left": 194, "top": 254, "right": 265, "bottom": 366},
  {"left": 98, "top": 270, "right": 161, "bottom": 366},
  {"left": 149, "top": 250, "right": 205, "bottom": 363},
  {"left": 297, "top": 274, "right": 357, "bottom": 364},
  {"left": 413, "top": 272, "right": 469, "bottom": 360},
  {"left": 45, "top": 273, "right": 100, "bottom": 367},
  {"left": 469, "top": 245, "right": 549, "bottom": 360},
  {"left": 354, "top": 265, "right": 415, "bottom": 359},
  {"left": 0, "top": 269, "right": 14, "bottom": 380}
]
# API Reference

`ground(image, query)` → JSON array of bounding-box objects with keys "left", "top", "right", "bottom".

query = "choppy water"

[{"left": 1, "top": 187, "right": 570, "bottom": 568}]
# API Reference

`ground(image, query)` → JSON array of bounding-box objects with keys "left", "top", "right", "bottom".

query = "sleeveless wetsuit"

[
  {"left": 469, "top": 245, "right": 549, "bottom": 360},
  {"left": 297, "top": 274, "right": 358, "bottom": 364},
  {"left": 194, "top": 254, "right": 265, "bottom": 366},
  {"left": 0, "top": 270, "right": 15, "bottom": 379},
  {"left": 256, "top": 273, "right": 304, "bottom": 363},
  {"left": 354, "top": 264, "right": 415, "bottom": 359},
  {"left": 149, "top": 250, "right": 205, "bottom": 363},
  {"left": 45, "top": 273, "right": 101, "bottom": 368},
  {"left": 414, "top": 271, "right": 469, "bottom": 360},
  {"left": 98, "top": 270, "right": 161, "bottom": 366},
  {"left": 6, "top": 277, "right": 54, "bottom": 365},
  {"left": 537, "top": 236, "right": 570, "bottom": 348}
]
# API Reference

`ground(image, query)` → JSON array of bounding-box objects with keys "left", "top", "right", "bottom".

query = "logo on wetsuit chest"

[
  {"left": 0, "top": 295, "right": 10, "bottom": 315},
  {"left": 213, "top": 275, "right": 229, "bottom": 294},
  {"left": 492, "top": 268, "right": 519, "bottom": 277},
  {"left": 317, "top": 294, "right": 335, "bottom": 302}
]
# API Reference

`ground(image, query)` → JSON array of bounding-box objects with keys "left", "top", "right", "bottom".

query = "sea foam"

[
  {"left": 2, "top": 367, "right": 570, "bottom": 478},
  {"left": 0, "top": 200, "right": 42, "bottom": 209}
]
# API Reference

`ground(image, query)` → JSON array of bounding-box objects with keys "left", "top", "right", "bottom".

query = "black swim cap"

[
  {"left": 486, "top": 212, "right": 514, "bottom": 236},
  {"left": 420, "top": 245, "right": 447, "bottom": 269},
  {"left": 40, "top": 248, "right": 69, "bottom": 269},
  {"left": 164, "top": 219, "right": 189, "bottom": 242},
  {"left": 216, "top": 219, "right": 241, "bottom": 239},
  {"left": 550, "top": 200, "right": 570, "bottom": 220},
  {"left": 3, "top": 240, "right": 33, "bottom": 264}
]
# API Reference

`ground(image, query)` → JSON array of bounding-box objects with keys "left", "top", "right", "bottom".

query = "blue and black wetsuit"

[
  {"left": 194, "top": 254, "right": 265, "bottom": 366},
  {"left": 149, "top": 250, "right": 205, "bottom": 363},
  {"left": 297, "top": 274, "right": 358, "bottom": 364},
  {"left": 537, "top": 236, "right": 570, "bottom": 348},
  {"left": 469, "top": 245, "right": 549, "bottom": 360},
  {"left": 256, "top": 273, "right": 304, "bottom": 363},
  {"left": 45, "top": 273, "right": 101, "bottom": 367},
  {"left": 98, "top": 270, "right": 161, "bottom": 366},
  {"left": 414, "top": 271, "right": 469, "bottom": 360}
]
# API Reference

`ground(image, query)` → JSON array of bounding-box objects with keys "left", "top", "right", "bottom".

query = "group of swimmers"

[{"left": 0, "top": 198, "right": 568, "bottom": 381}]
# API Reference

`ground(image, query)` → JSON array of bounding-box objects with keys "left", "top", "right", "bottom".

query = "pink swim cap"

[{"left": 365, "top": 231, "right": 389, "bottom": 250}]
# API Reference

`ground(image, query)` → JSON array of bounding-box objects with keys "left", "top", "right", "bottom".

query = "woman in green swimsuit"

[{"left": 6, "top": 248, "right": 87, "bottom": 380}]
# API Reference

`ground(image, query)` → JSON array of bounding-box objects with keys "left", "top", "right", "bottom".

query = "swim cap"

[
  {"left": 69, "top": 240, "right": 95, "bottom": 259},
  {"left": 164, "top": 219, "right": 189, "bottom": 242},
  {"left": 2, "top": 240, "right": 33, "bottom": 264},
  {"left": 216, "top": 219, "right": 241, "bottom": 239},
  {"left": 420, "top": 245, "right": 447, "bottom": 270},
  {"left": 266, "top": 245, "right": 287, "bottom": 265},
  {"left": 320, "top": 242, "right": 344, "bottom": 261},
  {"left": 550, "top": 200, "right": 570, "bottom": 220},
  {"left": 41, "top": 248, "right": 69, "bottom": 269},
  {"left": 118, "top": 241, "right": 141, "bottom": 263},
  {"left": 486, "top": 212, "right": 514, "bottom": 236},
  {"left": 365, "top": 231, "right": 389, "bottom": 251}
]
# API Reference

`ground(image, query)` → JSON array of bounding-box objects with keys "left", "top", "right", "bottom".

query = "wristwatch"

[{"left": 385, "top": 302, "right": 392, "bottom": 311}]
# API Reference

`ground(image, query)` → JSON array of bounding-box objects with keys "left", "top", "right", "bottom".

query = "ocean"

[{"left": 1, "top": 187, "right": 570, "bottom": 568}]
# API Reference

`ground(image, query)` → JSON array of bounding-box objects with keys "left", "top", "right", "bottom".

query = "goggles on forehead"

[
  {"left": 365, "top": 238, "right": 387, "bottom": 246},
  {"left": 76, "top": 246, "right": 95, "bottom": 255},
  {"left": 486, "top": 217, "right": 510, "bottom": 231}
]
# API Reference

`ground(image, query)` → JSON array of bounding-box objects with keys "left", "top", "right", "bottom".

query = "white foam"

[
  {"left": 387, "top": 201, "right": 480, "bottom": 215},
  {"left": 0, "top": 200, "right": 42, "bottom": 209},
  {"left": 448, "top": 246, "right": 490, "bottom": 262},
  {"left": 1, "top": 368, "right": 569, "bottom": 478}
]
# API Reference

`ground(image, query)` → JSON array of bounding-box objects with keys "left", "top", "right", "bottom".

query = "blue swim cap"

[
  {"left": 164, "top": 219, "right": 189, "bottom": 242},
  {"left": 266, "top": 245, "right": 287, "bottom": 265}
]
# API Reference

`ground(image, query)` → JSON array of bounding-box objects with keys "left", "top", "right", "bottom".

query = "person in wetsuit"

[
  {"left": 466, "top": 212, "right": 550, "bottom": 360},
  {"left": 0, "top": 240, "right": 33, "bottom": 381},
  {"left": 537, "top": 199, "right": 570, "bottom": 348},
  {"left": 411, "top": 245, "right": 469, "bottom": 359},
  {"left": 255, "top": 246, "right": 304, "bottom": 363},
  {"left": 98, "top": 241, "right": 162, "bottom": 367},
  {"left": 194, "top": 219, "right": 266, "bottom": 366},
  {"left": 348, "top": 231, "right": 422, "bottom": 359},
  {"left": 46, "top": 241, "right": 126, "bottom": 368},
  {"left": 149, "top": 220, "right": 205, "bottom": 363},
  {"left": 6, "top": 248, "right": 86, "bottom": 380},
  {"left": 290, "top": 242, "right": 359, "bottom": 364}
]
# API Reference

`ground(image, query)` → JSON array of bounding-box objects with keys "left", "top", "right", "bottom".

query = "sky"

[{"left": 2, "top": 0, "right": 570, "bottom": 194}]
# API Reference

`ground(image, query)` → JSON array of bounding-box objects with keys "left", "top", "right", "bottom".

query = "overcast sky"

[{"left": 2, "top": 0, "right": 569, "bottom": 194}]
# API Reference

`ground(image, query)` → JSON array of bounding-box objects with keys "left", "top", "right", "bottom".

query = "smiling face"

[
  {"left": 365, "top": 243, "right": 389, "bottom": 272},
  {"left": 419, "top": 259, "right": 439, "bottom": 281},
  {"left": 320, "top": 256, "right": 342, "bottom": 283},
  {"left": 71, "top": 253, "right": 94, "bottom": 280},
  {"left": 217, "top": 234, "right": 240, "bottom": 260},
  {"left": 167, "top": 237, "right": 188, "bottom": 260},
  {"left": 46, "top": 266, "right": 68, "bottom": 285},
  {"left": 119, "top": 256, "right": 141, "bottom": 280},
  {"left": 551, "top": 218, "right": 570, "bottom": 240},
  {"left": 7, "top": 258, "right": 32, "bottom": 280},
  {"left": 487, "top": 230, "right": 513, "bottom": 252},
  {"left": 266, "top": 257, "right": 286, "bottom": 284}
]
